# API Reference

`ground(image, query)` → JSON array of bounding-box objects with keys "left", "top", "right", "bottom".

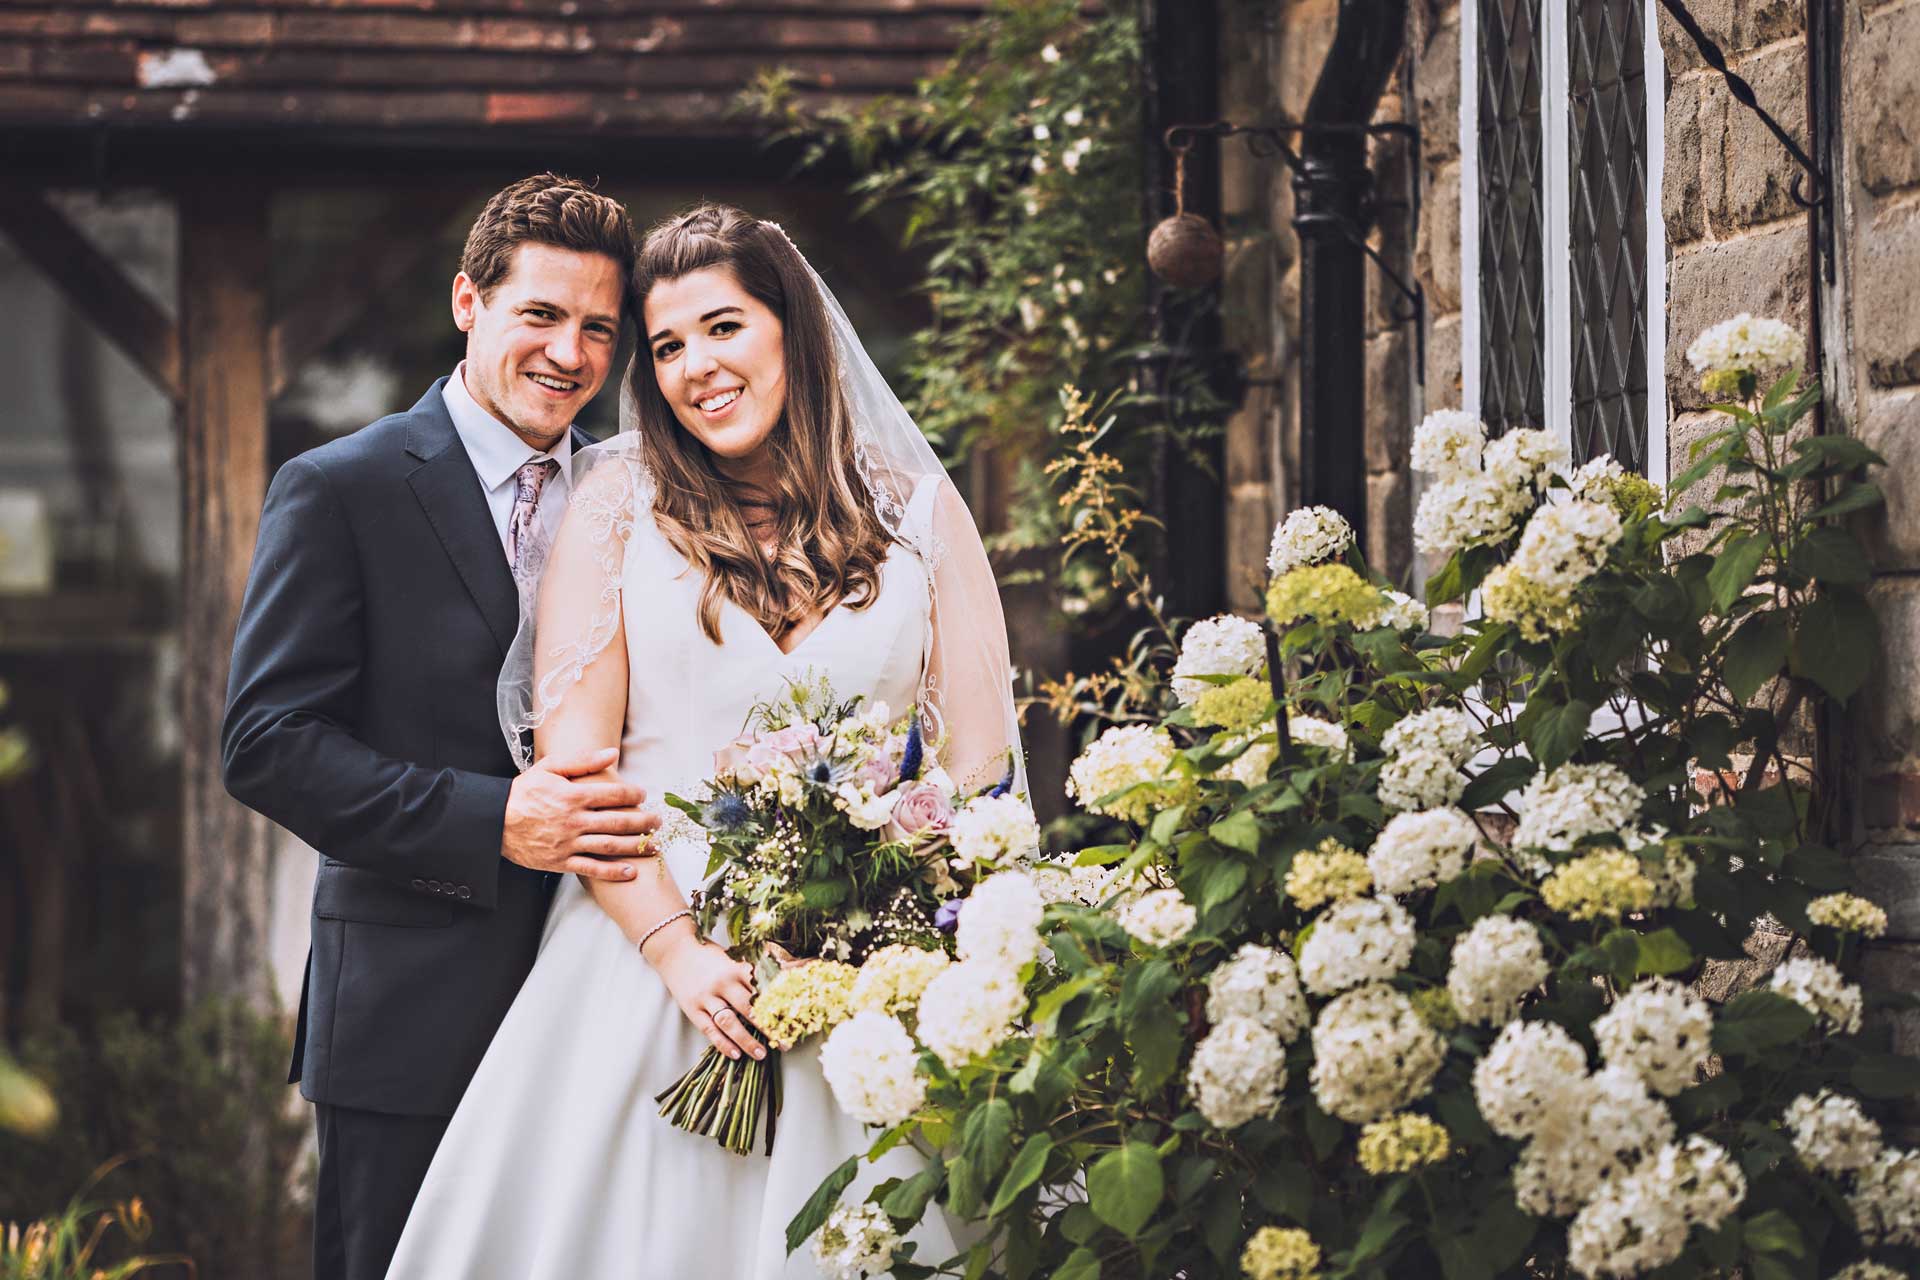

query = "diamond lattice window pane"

[{"left": 1478, "top": 0, "right": 1546, "bottom": 437}]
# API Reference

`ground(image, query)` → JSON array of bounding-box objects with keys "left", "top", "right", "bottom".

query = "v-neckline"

[{"left": 729, "top": 593, "right": 848, "bottom": 660}]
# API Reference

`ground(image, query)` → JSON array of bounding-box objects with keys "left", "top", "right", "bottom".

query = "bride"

[{"left": 386, "top": 205, "right": 1024, "bottom": 1277}]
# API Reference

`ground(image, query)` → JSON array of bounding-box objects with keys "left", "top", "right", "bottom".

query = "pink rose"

[
  {"left": 734, "top": 723, "right": 823, "bottom": 782},
  {"left": 885, "top": 781, "right": 954, "bottom": 842}
]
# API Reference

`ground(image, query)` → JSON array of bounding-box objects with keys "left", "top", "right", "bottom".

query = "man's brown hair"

[{"left": 459, "top": 173, "right": 637, "bottom": 312}]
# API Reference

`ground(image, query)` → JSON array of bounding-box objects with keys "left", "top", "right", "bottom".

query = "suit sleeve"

[{"left": 221, "top": 456, "right": 511, "bottom": 908}]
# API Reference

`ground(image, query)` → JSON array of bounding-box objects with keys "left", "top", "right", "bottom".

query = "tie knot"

[{"left": 515, "top": 458, "right": 559, "bottom": 504}]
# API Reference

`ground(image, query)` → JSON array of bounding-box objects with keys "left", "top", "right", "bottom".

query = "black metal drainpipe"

[{"left": 1293, "top": 0, "right": 1408, "bottom": 553}]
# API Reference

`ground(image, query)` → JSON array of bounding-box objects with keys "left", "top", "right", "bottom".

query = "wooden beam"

[
  {"left": 179, "top": 182, "right": 274, "bottom": 1011},
  {"left": 0, "top": 187, "right": 182, "bottom": 404},
  {"left": 268, "top": 188, "right": 474, "bottom": 399}
]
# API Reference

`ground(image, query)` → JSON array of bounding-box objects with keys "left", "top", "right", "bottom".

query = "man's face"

[{"left": 451, "top": 242, "right": 625, "bottom": 449}]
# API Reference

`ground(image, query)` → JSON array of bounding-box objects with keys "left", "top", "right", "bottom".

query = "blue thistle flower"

[
  {"left": 899, "top": 713, "right": 924, "bottom": 783},
  {"left": 700, "top": 790, "right": 753, "bottom": 833}
]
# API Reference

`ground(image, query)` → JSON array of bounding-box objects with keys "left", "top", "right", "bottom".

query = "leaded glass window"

[{"left": 1477, "top": 0, "right": 1546, "bottom": 437}]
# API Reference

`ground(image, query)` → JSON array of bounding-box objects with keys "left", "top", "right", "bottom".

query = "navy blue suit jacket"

[{"left": 223, "top": 380, "right": 587, "bottom": 1116}]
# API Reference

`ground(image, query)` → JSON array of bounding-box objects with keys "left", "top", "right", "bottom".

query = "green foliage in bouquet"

[{"left": 785, "top": 319, "right": 1918, "bottom": 1280}]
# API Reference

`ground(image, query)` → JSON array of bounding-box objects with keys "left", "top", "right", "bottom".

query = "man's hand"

[{"left": 503, "top": 747, "right": 659, "bottom": 881}]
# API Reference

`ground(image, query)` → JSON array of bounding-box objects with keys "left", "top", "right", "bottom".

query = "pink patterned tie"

[{"left": 508, "top": 458, "right": 559, "bottom": 576}]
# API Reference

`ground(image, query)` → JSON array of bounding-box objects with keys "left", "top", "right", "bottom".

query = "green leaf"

[
  {"left": 1149, "top": 805, "right": 1188, "bottom": 846},
  {"left": 1708, "top": 533, "right": 1768, "bottom": 611},
  {"left": 1050, "top": 1248, "right": 1102, "bottom": 1280},
  {"left": 960, "top": 1097, "right": 1014, "bottom": 1186},
  {"left": 1252, "top": 1163, "right": 1313, "bottom": 1225},
  {"left": 1634, "top": 928, "right": 1694, "bottom": 976},
  {"left": 1460, "top": 757, "right": 1536, "bottom": 811},
  {"left": 800, "top": 879, "right": 850, "bottom": 909},
  {"left": 1526, "top": 698, "right": 1593, "bottom": 771},
  {"left": 1809, "top": 481, "right": 1885, "bottom": 520},
  {"left": 1073, "top": 844, "right": 1133, "bottom": 867},
  {"left": 1743, "top": 1208, "right": 1805, "bottom": 1258},
  {"left": 785, "top": 1155, "right": 859, "bottom": 1253},
  {"left": 1711, "top": 990, "right": 1816, "bottom": 1056},
  {"left": 1852, "top": 1052, "right": 1920, "bottom": 1099},
  {"left": 987, "top": 1134, "right": 1055, "bottom": 1216},
  {"left": 1789, "top": 526, "right": 1871, "bottom": 586},
  {"left": 1130, "top": 1006, "right": 1187, "bottom": 1092},
  {"left": 1792, "top": 589, "right": 1877, "bottom": 702},
  {"left": 1209, "top": 809, "right": 1263, "bottom": 855},
  {"left": 1599, "top": 929, "right": 1641, "bottom": 983},
  {"left": 1087, "top": 1142, "right": 1164, "bottom": 1238},
  {"left": 1724, "top": 612, "right": 1790, "bottom": 704},
  {"left": 883, "top": 1157, "right": 947, "bottom": 1221},
  {"left": 1790, "top": 433, "right": 1884, "bottom": 470},
  {"left": 1425, "top": 552, "right": 1464, "bottom": 607},
  {"left": 1029, "top": 973, "right": 1103, "bottom": 1035},
  {"left": 1195, "top": 857, "right": 1249, "bottom": 916}
]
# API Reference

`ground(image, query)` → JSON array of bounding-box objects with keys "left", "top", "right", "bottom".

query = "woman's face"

[{"left": 644, "top": 266, "right": 788, "bottom": 469}]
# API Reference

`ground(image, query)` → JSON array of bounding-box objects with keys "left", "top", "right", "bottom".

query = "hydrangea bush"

[{"left": 787, "top": 321, "right": 1917, "bottom": 1280}]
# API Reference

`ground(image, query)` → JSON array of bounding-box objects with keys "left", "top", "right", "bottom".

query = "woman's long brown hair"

[{"left": 628, "top": 204, "right": 896, "bottom": 645}]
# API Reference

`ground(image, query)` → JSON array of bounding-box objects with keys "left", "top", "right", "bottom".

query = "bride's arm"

[{"left": 924, "top": 479, "right": 1025, "bottom": 793}]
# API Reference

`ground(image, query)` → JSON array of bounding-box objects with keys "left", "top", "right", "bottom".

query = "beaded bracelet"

[{"left": 636, "top": 908, "right": 693, "bottom": 956}]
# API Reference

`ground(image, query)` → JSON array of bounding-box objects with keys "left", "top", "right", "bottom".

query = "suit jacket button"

[
  {"left": 428, "top": 879, "right": 442, "bottom": 892},
  {"left": 457, "top": 885, "right": 471, "bottom": 900},
  {"left": 411, "top": 878, "right": 426, "bottom": 890}
]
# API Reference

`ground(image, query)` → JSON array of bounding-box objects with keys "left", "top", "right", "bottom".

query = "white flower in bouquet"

[
  {"left": 1473, "top": 1019, "right": 1589, "bottom": 1140},
  {"left": 834, "top": 783, "right": 901, "bottom": 832},
  {"left": 1186, "top": 1015, "right": 1287, "bottom": 1129},
  {"left": 1686, "top": 313, "right": 1805, "bottom": 377},
  {"left": 1485, "top": 427, "right": 1568, "bottom": 492},
  {"left": 1367, "top": 807, "right": 1477, "bottom": 895},
  {"left": 1592, "top": 978, "right": 1713, "bottom": 1096},
  {"left": 820, "top": 1011, "right": 928, "bottom": 1128},
  {"left": 957, "top": 871, "right": 1045, "bottom": 970},
  {"left": 1066, "top": 724, "right": 1186, "bottom": 824},
  {"left": 1806, "top": 892, "right": 1890, "bottom": 937},
  {"left": 1411, "top": 409, "right": 1486, "bottom": 477},
  {"left": 947, "top": 793, "right": 1041, "bottom": 870},
  {"left": 916, "top": 960, "right": 1026, "bottom": 1069},
  {"left": 1308, "top": 982, "right": 1446, "bottom": 1122},
  {"left": 1413, "top": 471, "right": 1529, "bottom": 556},
  {"left": 1267, "top": 505, "right": 1355, "bottom": 575},
  {"left": 1769, "top": 955, "right": 1864, "bottom": 1034},
  {"left": 1376, "top": 589, "right": 1429, "bottom": 632},
  {"left": 1116, "top": 888, "right": 1198, "bottom": 948},
  {"left": 1784, "top": 1090, "right": 1884, "bottom": 1175},
  {"left": 851, "top": 944, "right": 951, "bottom": 1017},
  {"left": 1447, "top": 915, "right": 1548, "bottom": 1025},
  {"left": 1585, "top": 1065, "right": 1676, "bottom": 1176},
  {"left": 1173, "top": 614, "right": 1267, "bottom": 704},
  {"left": 1377, "top": 747, "right": 1467, "bottom": 813},
  {"left": 1513, "top": 762, "right": 1646, "bottom": 854},
  {"left": 1383, "top": 706, "right": 1482, "bottom": 765},
  {"left": 1565, "top": 1169, "right": 1689, "bottom": 1277},
  {"left": 1206, "top": 943, "right": 1308, "bottom": 1043},
  {"left": 1510, "top": 500, "right": 1623, "bottom": 593},
  {"left": 1298, "top": 895, "right": 1416, "bottom": 995},
  {"left": 1849, "top": 1147, "right": 1920, "bottom": 1246},
  {"left": 810, "top": 1197, "right": 900, "bottom": 1280}
]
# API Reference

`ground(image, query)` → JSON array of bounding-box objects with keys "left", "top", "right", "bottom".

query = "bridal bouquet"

[{"left": 657, "top": 673, "right": 1036, "bottom": 1154}]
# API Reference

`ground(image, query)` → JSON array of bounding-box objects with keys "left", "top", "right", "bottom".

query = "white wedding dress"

[{"left": 387, "top": 474, "right": 956, "bottom": 1279}]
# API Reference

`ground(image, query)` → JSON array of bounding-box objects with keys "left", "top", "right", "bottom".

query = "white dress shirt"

[{"left": 442, "top": 362, "right": 574, "bottom": 563}]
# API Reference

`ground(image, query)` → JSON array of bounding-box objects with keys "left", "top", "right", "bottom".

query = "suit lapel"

[{"left": 404, "top": 381, "right": 520, "bottom": 657}]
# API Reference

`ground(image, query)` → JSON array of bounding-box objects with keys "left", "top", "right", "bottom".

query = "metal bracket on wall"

[{"left": 1164, "top": 119, "right": 1427, "bottom": 369}]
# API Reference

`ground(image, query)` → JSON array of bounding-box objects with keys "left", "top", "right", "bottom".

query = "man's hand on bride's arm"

[
  {"left": 502, "top": 746, "right": 660, "bottom": 882},
  {"left": 642, "top": 921, "right": 765, "bottom": 1063}
]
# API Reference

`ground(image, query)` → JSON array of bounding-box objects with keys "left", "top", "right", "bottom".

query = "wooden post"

[{"left": 179, "top": 184, "right": 275, "bottom": 1011}]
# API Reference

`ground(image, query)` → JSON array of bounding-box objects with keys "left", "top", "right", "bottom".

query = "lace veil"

[{"left": 496, "top": 232, "right": 1026, "bottom": 798}]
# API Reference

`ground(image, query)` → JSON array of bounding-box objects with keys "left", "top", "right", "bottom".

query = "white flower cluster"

[
  {"left": 1066, "top": 724, "right": 1181, "bottom": 824},
  {"left": 1785, "top": 1090, "right": 1883, "bottom": 1175},
  {"left": 1367, "top": 807, "right": 1477, "bottom": 895},
  {"left": 947, "top": 793, "right": 1041, "bottom": 870},
  {"left": 1187, "top": 1016, "right": 1288, "bottom": 1129},
  {"left": 1172, "top": 614, "right": 1267, "bottom": 705},
  {"left": 1486, "top": 428, "right": 1570, "bottom": 491},
  {"left": 1447, "top": 914, "right": 1548, "bottom": 1025},
  {"left": 1376, "top": 589, "right": 1430, "bottom": 632},
  {"left": 1592, "top": 978, "right": 1713, "bottom": 1096},
  {"left": 1377, "top": 750, "right": 1467, "bottom": 813},
  {"left": 1030, "top": 853, "right": 1118, "bottom": 906},
  {"left": 1831, "top": 1264, "right": 1908, "bottom": 1280},
  {"left": 915, "top": 959, "right": 1025, "bottom": 1070},
  {"left": 1410, "top": 409, "right": 1485, "bottom": 476},
  {"left": 1298, "top": 896, "right": 1416, "bottom": 996},
  {"left": 1382, "top": 707, "right": 1481, "bottom": 765},
  {"left": 1413, "top": 472, "right": 1530, "bottom": 557},
  {"left": 1116, "top": 888, "right": 1198, "bottom": 948},
  {"left": 1567, "top": 1136, "right": 1746, "bottom": 1278},
  {"left": 820, "top": 1011, "right": 930, "bottom": 1128},
  {"left": 956, "top": 871, "right": 1045, "bottom": 970},
  {"left": 1770, "top": 955, "right": 1865, "bottom": 1034},
  {"left": 1206, "top": 943, "right": 1308, "bottom": 1043},
  {"left": 1411, "top": 414, "right": 1567, "bottom": 557},
  {"left": 1850, "top": 1147, "right": 1920, "bottom": 1246},
  {"left": 1516, "top": 1067, "right": 1676, "bottom": 1219},
  {"left": 1267, "top": 505, "right": 1355, "bottom": 575},
  {"left": 1508, "top": 500, "right": 1622, "bottom": 593},
  {"left": 1513, "top": 762, "right": 1646, "bottom": 856},
  {"left": 811, "top": 1197, "right": 900, "bottom": 1280},
  {"left": 1685, "top": 313, "right": 1806, "bottom": 376},
  {"left": 1309, "top": 982, "right": 1446, "bottom": 1122},
  {"left": 1568, "top": 456, "right": 1624, "bottom": 503},
  {"left": 1474, "top": 1020, "right": 1590, "bottom": 1142},
  {"left": 1291, "top": 715, "right": 1351, "bottom": 758}
]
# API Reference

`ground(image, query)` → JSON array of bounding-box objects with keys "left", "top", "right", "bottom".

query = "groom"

[{"left": 222, "top": 174, "right": 657, "bottom": 1279}]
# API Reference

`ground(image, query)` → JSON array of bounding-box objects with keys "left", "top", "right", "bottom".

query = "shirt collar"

[{"left": 443, "top": 361, "right": 573, "bottom": 492}]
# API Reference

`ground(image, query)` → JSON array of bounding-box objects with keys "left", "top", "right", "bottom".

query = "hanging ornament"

[{"left": 1147, "top": 142, "right": 1223, "bottom": 289}]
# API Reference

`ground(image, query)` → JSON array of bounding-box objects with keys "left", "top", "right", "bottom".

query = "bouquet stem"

[{"left": 655, "top": 1034, "right": 780, "bottom": 1156}]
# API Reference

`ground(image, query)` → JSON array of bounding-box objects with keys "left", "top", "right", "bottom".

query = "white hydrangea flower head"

[
  {"left": 1830, "top": 1263, "right": 1909, "bottom": 1280},
  {"left": 916, "top": 960, "right": 1025, "bottom": 1069},
  {"left": 1784, "top": 1090, "right": 1884, "bottom": 1175},
  {"left": 1206, "top": 943, "right": 1308, "bottom": 1043},
  {"left": 1849, "top": 1147, "right": 1920, "bottom": 1246},
  {"left": 1267, "top": 505, "right": 1356, "bottom": 575},
  {"left": 1566, "top": 1168, "right": 1689, "bottom": 1277},
  {"left": 820, "top": 1011, "right": 929, "bottom": 1128},
  {"left": 811, "top": 1198, "right": 900, "bottom": 1280},
  {"left": 1186, "top": 1015, "right": 1288, "bottom": 1129},
  {"left": 1655, "top": 1135, "right": 1747, "bottom": 1230},
  {"left": 1382, "top": 706, "right": 1482, "bottom": 766},
  {"left": 1298, "top": 895, "right": 1417, "bottom": 996},
  {"left": 1367, "top": 807, "right": 1478, "bottom": 895},
  {"left": 1173, "top": 614, "right": 1267, "bottom": 704},
  {"left": 1592, "top": 978, "right": 1713, "bottom": 1096},
  {"left": 1584, "top": 1065, "right": 1676, "bottom": 1176},
  {"left": 1513, "top": 1114, "right": 1619, "bottom": 1218},
  {"left": 956, "top": 871, "right": 1045, "bottom": 970},
  {"left": 1029, "top": 853, "right": 1119, "bottom": 906},
  {"left": 1411, "top": 409, "right": 1487, "bottom": 477},
  {"left": 1568, "top": 456, "right": 1625, "bottom": 502},
  {"left": 947, "top": 793, "right": 1041, "bottom": 870},
  {"left": 1685, "top": 313, "right": 1806, "bottom": 376},
  {"left": 1376, "top": 589, "right": 1430, "bottom": 633},
  {"left": 1447, "top": 914, "right": 1549, "bottom": 1025},
  {"left": 1414, "top": 471, "right": 1530, "bottom": 556},
  {"left": 1770, "top": 955, "right": 1865, "bottom": 1035},
  {"left": 1065, "top": 724, "right": 1184, "bottom": 824},
  {"left": 1309, "top": 982, "right": 1446, "bottom": 1123},
  {"left": 1473, "top": 1019, "right": 1590, "bottom": 1140},
  {"left": 850, "top": 945, "right": 950, "bottom": 1017},
  {"left": 1377, "top": 747, "right": 1467, "bottom": 813},
  {"left": 1115, "top": 888, "right": 1198, "bottom": 948},
  {"left": 1290, "top": 715, "right": 1351, "bottom": 758},
  {"left": 1484, "top": 427, "right": 1568, "bottom": 492},
  {"left": 1806, "top": 892, "right": 1890, "bottom": 937},
  {"left": 1509, "top": 499, "right": 1623, "bottom": 593},
  {"left": 1221, "top": 732, "right": 1277, "bottom": 787},
  {"left": 1513, "top": 762, "right": 1646, "bottom": 854}
]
